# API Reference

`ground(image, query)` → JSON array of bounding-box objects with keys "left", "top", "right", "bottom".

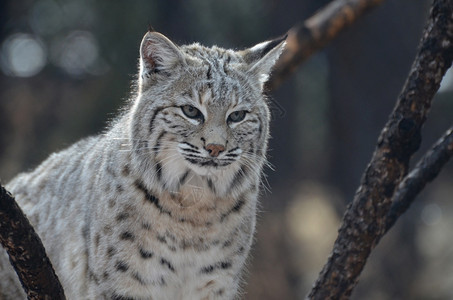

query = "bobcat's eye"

[
  {"left": 181, "top": 105, "right": 203, "bottom": 120},
  {"left": 228, "top": 110, "right": 247, "bottom": 123}
]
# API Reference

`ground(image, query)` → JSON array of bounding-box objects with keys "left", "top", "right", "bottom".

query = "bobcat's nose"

[{"left": 205, "top": 143, "right": 225, "bottom": 157}]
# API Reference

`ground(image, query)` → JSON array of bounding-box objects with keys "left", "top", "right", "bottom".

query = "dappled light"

[
  {"left": 50, "top": 30, "right": 106, "bottom": 76},
  {"left": 1, "top": 33, "right": 46, "bottom": 77}
]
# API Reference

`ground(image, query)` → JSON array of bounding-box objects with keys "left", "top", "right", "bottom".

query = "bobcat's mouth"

[
  {"left": 183, "top": 157, "right": 232, "bottom": 168},
  {"left": 177, "top": 142, "right": 241, "bottom": 169}
]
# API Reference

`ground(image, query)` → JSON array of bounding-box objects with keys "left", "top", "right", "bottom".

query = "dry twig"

[{"left": 267, "top": 0, "right": 385, "bottom": 90}]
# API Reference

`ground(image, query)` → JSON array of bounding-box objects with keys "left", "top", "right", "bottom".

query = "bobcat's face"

[
  {"left": 139, "top": 68, "right": 268, "bottom": 177},
  {"left": 177, "top": 95, "right": 267, "bottom": 177},
  {"left": 130, "top": 32, "right": 284, "bottom": 194}
]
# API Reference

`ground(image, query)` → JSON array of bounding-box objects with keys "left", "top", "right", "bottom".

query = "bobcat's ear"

[
  {"left": 241, "top": 35, "right": 287, "bottom": 88},
  {"left": 139, "top": 31, "right": 184, "bottom": 79}
]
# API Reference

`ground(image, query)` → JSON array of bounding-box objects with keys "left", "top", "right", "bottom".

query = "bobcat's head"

[{"left": 130, "top": 31, "right": 285, "bottom": 197}]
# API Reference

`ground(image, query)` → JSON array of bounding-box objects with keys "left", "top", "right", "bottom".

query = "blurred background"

[{"left": 1, "top": 0, "right": 453, "bottom": 299}]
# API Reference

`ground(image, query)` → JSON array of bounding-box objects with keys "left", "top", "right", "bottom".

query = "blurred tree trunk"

[
  {"left": 0, "top": 0, "right": 9, "bottom": 160},
  {"left": 263, "top": 0, "right": 324, "bottom": 193},
  {"left": 327, "top": 0, "right": 430, "bottom": 201}
]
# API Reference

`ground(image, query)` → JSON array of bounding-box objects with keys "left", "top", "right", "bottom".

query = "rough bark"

[
  {"left": 0, "top": 184, "right": 66, "bottom": 300},
  {"left": 266, "top": 0, "right": 385, "bottom": 90},
  {"left": 307, "top": 0, "right": 453, "bottom": 298},
  {"left": 385, "top": 126, "right": 453, "bottom": 232}
]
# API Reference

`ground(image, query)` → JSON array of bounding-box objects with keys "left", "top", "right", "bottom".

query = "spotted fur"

[{"left": 0, "top": 31, "right": 285, "bottom": 299}]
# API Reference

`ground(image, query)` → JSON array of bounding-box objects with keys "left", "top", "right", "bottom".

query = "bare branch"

[
  {"left": 385, "top": 126, "right": 453, "bottom": 232},
  {"left": 267, "top": 0, "right": 385, "bottom": 90},
  {"left": 0, "top": 184, "right": 66, "bottom": 300},
  {"left": 308, "top": 0, "right": 453, "bottom": 298}
]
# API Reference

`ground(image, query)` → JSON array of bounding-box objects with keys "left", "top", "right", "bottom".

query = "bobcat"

[{"left": 0, "top": 31, "right": 286, "bottom": 299}]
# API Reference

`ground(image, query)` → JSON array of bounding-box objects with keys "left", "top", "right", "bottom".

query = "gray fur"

[{"left": 0, "top": 32, "right": 285, "bottom": 300}]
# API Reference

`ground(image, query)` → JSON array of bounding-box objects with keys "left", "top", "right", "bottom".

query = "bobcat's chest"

[
  {"left": 128, "top": 223, "right": 241, "bottom": 297},
  {"left": 90, "top": 181, "right": 254, "bottom": 299}
]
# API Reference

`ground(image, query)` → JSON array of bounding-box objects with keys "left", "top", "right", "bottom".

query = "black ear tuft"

[
  {"left": 241, "top": 34, "right": 287, "bottom": 65},
  {"left": 147, "top": 24, "right": 156, "bottom": 33},
  {"left": 258, "top": 34, "right": 288, "bottom": 59},
  {"left": 240, "top": 34, "right": 287, "bottom": 88}
]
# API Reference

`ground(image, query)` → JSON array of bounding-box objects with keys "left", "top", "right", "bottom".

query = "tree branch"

[
  {"left": 267, "top": 0, "right": 385, "bottom": 90},
  {"left": 385, "top": 126, "right": 453, "bottom": 232},
  {"left": 307, "top": 0, "right": 453, "bottom": 298},
  {"left": 0, "top": 184, "right": 66, "bottom": 300}
]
